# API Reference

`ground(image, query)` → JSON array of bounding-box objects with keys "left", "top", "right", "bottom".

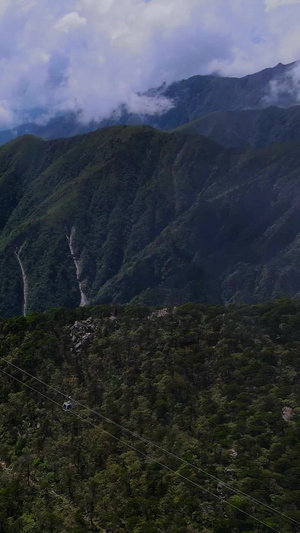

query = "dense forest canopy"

[
  {"left": 2, "top": 126, "right": 300, "bottom": 316},
  {"left": 0, "top": 299, "right": 300, "bottom": 532}
]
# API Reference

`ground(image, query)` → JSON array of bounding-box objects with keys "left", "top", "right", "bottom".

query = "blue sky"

[{"left": 0, "top": 0, "right": 300, "bottom": 128}]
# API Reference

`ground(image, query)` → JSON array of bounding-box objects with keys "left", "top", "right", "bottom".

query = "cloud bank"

[
  {"left": 0, "top": 0, "right": 300, "bottom": 128},
  {"left": 265, "top": 61, "right": 300, "bottom": 105}
]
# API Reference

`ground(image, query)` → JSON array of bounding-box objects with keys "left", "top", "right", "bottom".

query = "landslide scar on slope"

[
  {"left": 65, "top": 226, "right": 89, "bottom": 307},
  {"left": 14, "top": 242, "right": 28, "bottom": 317}
]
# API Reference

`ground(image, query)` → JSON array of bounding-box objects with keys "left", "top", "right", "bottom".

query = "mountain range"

[
  {"left": 1, "top": 59, "right": 300, "bottom": 533},
  {"left": 0, "top": 60, "right": 300, "bottom": 148},
  {"left": 1, "top": 125, "right": 300, "bottom": 316}
]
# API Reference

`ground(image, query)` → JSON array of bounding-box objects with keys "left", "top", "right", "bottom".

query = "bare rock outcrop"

[{"left": 70, "top": 317, "right": 96, "bottom": 353}]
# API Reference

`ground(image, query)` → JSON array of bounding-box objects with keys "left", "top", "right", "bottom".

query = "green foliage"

[
  {"left": 171, "top": 105, "right": 300, "bottom": 149},
  {"left": 2, "top": 126, "right": 300, "bottom": 316},
  {"left": 0, "top": 300, "right": 300, "bottom": 531}
]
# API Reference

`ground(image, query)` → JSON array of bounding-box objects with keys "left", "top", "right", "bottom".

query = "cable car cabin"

[{"left": 63, "top": 400, "right": 72, "bottom": 411}]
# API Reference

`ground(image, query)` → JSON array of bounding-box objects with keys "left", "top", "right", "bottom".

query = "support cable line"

[
  {"left": 2, "top": 357, "right": 299, "bottom": 528},
  {"left": 0, "top": 366, "right": 281, "bottom": 533}
]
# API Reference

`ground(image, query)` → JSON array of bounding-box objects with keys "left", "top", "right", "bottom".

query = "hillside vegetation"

[
  {"left": 171, "top": 105, "right": 300, "bottom": 148},
  {"left": 2, "top": 126, "right": 300, "bottom": 315},
  {"left": 0, "top": 300, "right": 300, "bottom": 532}
]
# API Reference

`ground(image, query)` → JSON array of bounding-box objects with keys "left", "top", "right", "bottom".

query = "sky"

[{"left": 0, "top": 0, "right": 300, "bottom": 128}]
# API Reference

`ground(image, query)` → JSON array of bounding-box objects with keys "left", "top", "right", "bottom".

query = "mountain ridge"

[
  {"left": 1, "top": 125, "right": 300, "bottom": 316},
  {"left": 170, "top": 105, "right": 300, "bottom": 148},
  {"left": 0, "top": 60, "right": 299, "bottom": 147}
]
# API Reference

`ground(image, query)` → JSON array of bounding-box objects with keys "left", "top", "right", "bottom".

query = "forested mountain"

[
  {"left": 2, "top": 125, "right": 300, "bottom": 316},
  {"left": 171, "top": 105, "right": 300, "bottom": 148},
  {"left": 0, "top": 61, "right": 298, "bottom": 147},
  {"left": 0, "top": 300, "right": 300, "bottom": 532}
]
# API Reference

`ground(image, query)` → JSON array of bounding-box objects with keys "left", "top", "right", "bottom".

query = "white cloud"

[
  {"left": 0, "top": 101, "right": 15, "bottom": 125},
  {"left": 0, "top": 0, "right": 299, "bottom": 129},
  {"left": 264, "top": 61, "right": 300, "bottom": 104},
  {"left": 126, "top": 94, "right": 174, "bottom": 115},
  {"left": 265, "top": 0, "right": 300, "bottom": 11},
  {"left": 54, "top": 12, "right": 87, "bottom": 33}
]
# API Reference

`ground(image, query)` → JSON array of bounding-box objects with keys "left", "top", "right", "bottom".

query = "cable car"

[{"left": 63, "top": 399, "right": 72, "bottom": 411}]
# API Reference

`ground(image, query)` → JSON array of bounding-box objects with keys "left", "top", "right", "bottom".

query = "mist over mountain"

[
  {"left": 0, "top": 61, "right": 299, "bottom": 148},
  {"left": 2, "top": 2, "right": 300, "bottom": 531},
  {"left": 1, "top": 125, "right": 300, "bottom": 317}
]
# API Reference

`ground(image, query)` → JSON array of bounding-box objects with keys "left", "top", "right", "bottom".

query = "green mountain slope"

[
  {"left": 171, "top": 105, "right": 300, "bottom": 148},
  {"left": 1, "top": 125, "right": 300, "bottom": 316},
  {"left": 0, "top": 300, "right": 300, "bottom": 532}
]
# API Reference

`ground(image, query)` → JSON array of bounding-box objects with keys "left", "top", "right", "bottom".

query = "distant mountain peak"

[{"left": 0, "top": 60, "right": 299, "bottom": 148}]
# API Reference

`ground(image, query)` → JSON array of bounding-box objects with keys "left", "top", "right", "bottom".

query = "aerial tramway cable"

[
  {"left": 1, "top": 357, "right": 299, "bottom": 529},
  {"left": 0, "top": 366, "right": 281, "bottom": 533}
]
